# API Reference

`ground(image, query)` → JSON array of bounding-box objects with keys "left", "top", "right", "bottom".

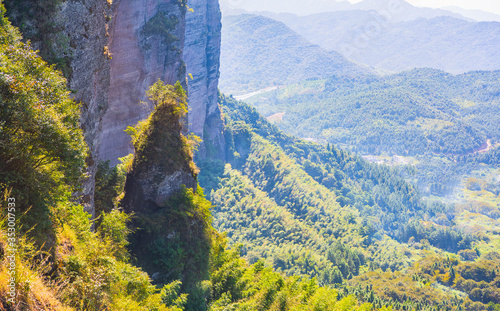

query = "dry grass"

[{"left": 0, "top": 237, "right": 73, "bottom": 311}]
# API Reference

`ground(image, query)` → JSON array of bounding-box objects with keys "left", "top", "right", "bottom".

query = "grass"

[
  {"left": 406, "top": 117, "right": 455, "bottom": 131},
  {"left": 266, "top": 112, "right": 285, "bottom": 124},
  {"left": 452, "top": 99, "right": 477, "bottom": 108}
]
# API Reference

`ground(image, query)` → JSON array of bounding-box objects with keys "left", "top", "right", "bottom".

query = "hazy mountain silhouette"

[
  {"left": 219, "top": 14, "right": 371, "bottom": 95},
  {"left": 259, "top": 11, "right": 500, "bottom": 74}
]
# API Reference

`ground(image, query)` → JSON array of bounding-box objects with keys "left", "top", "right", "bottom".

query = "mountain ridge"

[
  {"left": 221, "top": 0, "right": 469, "bottom": 21},
  {"left": 251, "top": 11, "right": 500, "bottom": 74},
  {"left": 220, "top": 13, "right": 372, "bottom": 95}
]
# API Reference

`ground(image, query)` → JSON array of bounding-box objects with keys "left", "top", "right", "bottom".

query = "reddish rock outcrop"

[{"left": 99, "top": 0, "right": 187, "bottom": 166}]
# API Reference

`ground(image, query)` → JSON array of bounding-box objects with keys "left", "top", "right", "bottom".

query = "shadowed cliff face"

[
  {"left": 67, "top": 0, "right": 113, "bottom": 218},
  {"left": 184, "top": 0, "right": 225, "bottom": 160},
  {"left": 99, "top": 0, "right": 187, "bottom": 166}
]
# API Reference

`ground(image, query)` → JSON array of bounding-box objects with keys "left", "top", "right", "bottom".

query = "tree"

[{"left": 0, "top": 4, "right": 87, "bottom": 241}]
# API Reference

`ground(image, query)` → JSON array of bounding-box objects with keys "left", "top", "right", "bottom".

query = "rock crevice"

[{"left": 184, "top": 0, "right": 225, "bottom": 160}]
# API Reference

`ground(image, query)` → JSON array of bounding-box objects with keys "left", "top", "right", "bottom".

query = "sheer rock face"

[
  {"left": 184, "top": 0, "right": 225, "bottom": 160},
  {"left": 124, "top": 163, "right": 198, "bottom": 213},
  {"left": 99, "top": 0, "right": 225, "bottom": 166},
  {"left": 99, "top": 0, "right": 187, "bottom": 166},
  {"left": 63, "top": 0, "right": 113, "bottom": 217}
]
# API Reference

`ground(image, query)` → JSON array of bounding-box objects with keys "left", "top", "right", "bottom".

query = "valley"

[
  {"left": 214, "top": 3, "right": 500, "bottom": 310},
  {"left": 0, "top": 0, "right": 499, "bottom": 310}
]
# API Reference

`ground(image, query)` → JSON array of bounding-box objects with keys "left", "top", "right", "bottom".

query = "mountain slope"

[
  {"left": 242, "top": 68, "right": 500, "bottom": 198},
  {"left": 246, "top": 68, "right": 500, "bottom": 156},
  {"left": 262, "top": 12, "right": 500, "bottom": 74},
  {"left": 219, "top": 14, "right": 371, "bottom": 95},
  {"left": 198, "top": 94, "right": 500, "bottom": 310},
  {"left": 442, "top": 6, "right": 500, "bottom": 22}
]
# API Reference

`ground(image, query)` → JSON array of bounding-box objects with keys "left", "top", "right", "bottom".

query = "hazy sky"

[
  {"left": 221, "top": 0, "right": 500, "bottom": 16},
  {"left": 405, "top": 0, "right": 500, "bottom": 15}
]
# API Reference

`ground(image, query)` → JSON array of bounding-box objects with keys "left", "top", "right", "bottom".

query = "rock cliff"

[
  {"left": 66, "top": 0, "right": 113, "bottom": 217},
  {"left": 121, "top": 84, "right": 197, "bottom": 215},
  {"left": 99, "top": 0, "right": 188, "bottom": 166},
  {"left": 5, "top": 0, "right": 225, "bottom": 217},
  {"left": 99, "top": 0, "right": 225, "bottom": 166},
  {"left": 184, "top": 0, "right": 225, "bottom": 160}
]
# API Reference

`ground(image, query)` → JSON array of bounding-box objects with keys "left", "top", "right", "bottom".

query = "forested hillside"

[
  {"left": 246, "top": 69, "right": 500, "bottom": 156},
  {"left": 241, "top": 69, "right": 500, "bottom": 196},
  {"left": 198, "top": 94, "right": 500, "bottom": 310}
]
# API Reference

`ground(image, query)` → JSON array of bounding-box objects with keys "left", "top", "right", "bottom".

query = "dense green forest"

[
  {"left": 198, "top": 94, "right": 500, "bottom": 310},
  {"left": 245, "top": 69, "right": 500, "bottom": 156},
  {"left": 241, "top": 69, "right": 500, "bottom": 197}
]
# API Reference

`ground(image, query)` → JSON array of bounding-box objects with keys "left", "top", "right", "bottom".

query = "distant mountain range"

[
  {"left": 219, "top": 14, "right": 371, "bottom": 95},
  {"left": 220, "top": 7, "right": 500, "bottom": 85},
  {"left": 220, "top": 0, "right": 468, "bottom": 21},
  {"left": 261, "top": 12, "right": 500, "bottom": 74},
  {"left": 442, "top": 6, "right": 500, "bottom": 22}
]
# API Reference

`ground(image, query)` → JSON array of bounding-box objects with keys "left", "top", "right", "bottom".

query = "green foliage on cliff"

[
  {"left": 127, "top": 185, "right": 215, "bottom": 311},
  {"left": 120, "top": 80, "right": 210, "bottom": 310},
  {"left": 140, "top": 11, "right": 180, "bottom": 50},
  {"left": 3, "top": 0, "right": 74, "bottom": 77},
  {"left": 94, "top": 160, "right": 127, "bottom": 222},
  {"left": 0, "top": 4, "right": 86, "bottom": 242},
  {"left": 127, "top": 79, "right": 196, "bottom": 176}
]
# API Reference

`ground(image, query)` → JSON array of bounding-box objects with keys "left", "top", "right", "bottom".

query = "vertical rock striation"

[
  {"left": 99, "top": 0, "right": 187, "bottom": 166},
  {"left": 6, "top": 0, "right": 226, "bottom": 216},
  {"left": 63, "top": 0, "right": 113, "bottom": 217},
  {"left": 184, "top": 0, "right": 225, "bottom": 160},
  {"left": 99, "top": 0, "right": 225, "bottom": 165}
]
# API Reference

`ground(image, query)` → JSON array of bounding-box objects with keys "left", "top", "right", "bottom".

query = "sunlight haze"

[{"left": 221, "top": 0, "right": 500, "bottom": 17}]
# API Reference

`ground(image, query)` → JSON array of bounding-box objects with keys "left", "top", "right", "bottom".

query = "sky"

[
  {"left": 404, "top": 0, "right": 500, "bottom": 15},
  {"left": 221, "top": 0, "right": 500, "bottom": 17}
]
